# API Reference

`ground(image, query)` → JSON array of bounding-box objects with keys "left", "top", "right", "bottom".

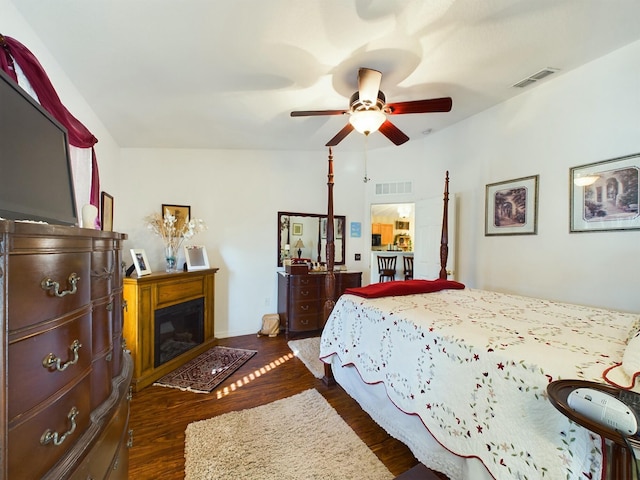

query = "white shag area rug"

[
  {"left": 287, "top": 336, "right": 324, "bottom": 379},
  {"left": 184, "top": 389, "right": 393, "bottom": 480}
]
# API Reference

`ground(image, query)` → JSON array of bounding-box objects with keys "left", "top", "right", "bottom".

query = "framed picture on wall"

[
  {"left": 161, "top": 204, "right": 191, "bottom": 234},
  {"left": 570, "top": 153, "right": 640, "bottom": 232},
  {"left": 292, "top": 223, "right": 303, "bottom": 236},
  {"left": 336, "top": 217, "right": 344, "bottom": 239},
  {"left": 485, "top": 175, "right": 539, "bottom": 236}
]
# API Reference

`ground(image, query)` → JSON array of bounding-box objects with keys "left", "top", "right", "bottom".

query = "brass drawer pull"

[
  {"left": 41, "top": 272, "right": 80, "bottom": 297},
  {"left": 42, "top": 339, "right": 82, "bottom": 371},
  {"left": 127, "top": 429, "right": 134, "bottom": 448},
  {"left": 40, "top": 406, "right": 79, "bottom": 446}
]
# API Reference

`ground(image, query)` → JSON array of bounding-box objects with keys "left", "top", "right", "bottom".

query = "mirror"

[{"left": 278, "top": 211, "right": 346, "bottom": 267}]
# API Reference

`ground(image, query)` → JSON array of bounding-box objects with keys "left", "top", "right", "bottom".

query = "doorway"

[{"left": 369, "top": 203, "right": 414, "bottom": 283}]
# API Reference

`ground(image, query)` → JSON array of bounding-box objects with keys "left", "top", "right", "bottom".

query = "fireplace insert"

[{"left": 154, "top": 298, "right": 204, "bottom": 367}]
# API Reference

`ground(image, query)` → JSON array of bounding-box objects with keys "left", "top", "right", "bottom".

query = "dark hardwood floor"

[{"left": 128, "top": 333, "right": 449, "bottom": 479}]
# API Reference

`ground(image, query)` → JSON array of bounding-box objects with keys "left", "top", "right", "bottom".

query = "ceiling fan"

[{"left": 291, "top": 68, "right": 452, "bottom": 146}]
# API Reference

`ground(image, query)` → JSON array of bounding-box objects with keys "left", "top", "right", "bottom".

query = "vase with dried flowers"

[{"left": 145, "top": 209, "right": 207, "bottom": 272}]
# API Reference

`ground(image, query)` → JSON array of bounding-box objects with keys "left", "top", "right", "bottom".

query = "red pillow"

[{"left": 344, "top": 279, "right": 465, "bottom": 299}]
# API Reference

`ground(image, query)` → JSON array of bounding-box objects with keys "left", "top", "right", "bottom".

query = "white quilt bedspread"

[{"left": 319, "top": 288, "right": 640, "bottom": 480}]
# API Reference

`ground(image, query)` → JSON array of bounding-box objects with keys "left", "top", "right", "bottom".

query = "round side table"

[{"left": 547, "top": 379, "right": 638, "bottom": 480}]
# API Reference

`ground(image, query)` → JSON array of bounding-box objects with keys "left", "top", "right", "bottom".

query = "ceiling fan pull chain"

[{"left": 363, "top": 136, "right": 371, "bottom": 183}]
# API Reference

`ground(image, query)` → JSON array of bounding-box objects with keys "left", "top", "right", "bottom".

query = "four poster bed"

[{"left": 319, "top": 150, "right": 640, "bottom": 480}]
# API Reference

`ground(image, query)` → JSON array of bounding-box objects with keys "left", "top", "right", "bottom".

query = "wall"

[
  {"left": 116, "top": 148, "right": 367, "bottom": 337},
  {"left": 367, "top": 39, "right": 640, "bottom": 313}
]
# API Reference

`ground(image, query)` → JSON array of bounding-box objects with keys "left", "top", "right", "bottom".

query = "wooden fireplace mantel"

[{"left": 123, "top": 268, "right": 218, "bottom": 391}]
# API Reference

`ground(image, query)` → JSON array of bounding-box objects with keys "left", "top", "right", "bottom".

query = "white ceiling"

[{"left": 8, "top": 0, "right": 640, "bottom": 151}]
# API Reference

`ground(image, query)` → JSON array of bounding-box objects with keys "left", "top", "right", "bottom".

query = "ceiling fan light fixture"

[{"left": 349, "top": 109, "right": 386, "bottom": 135}]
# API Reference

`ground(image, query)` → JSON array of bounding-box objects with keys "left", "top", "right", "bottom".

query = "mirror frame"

[{"left": 277, "top": 211, "right": 346, "bottom": 267}]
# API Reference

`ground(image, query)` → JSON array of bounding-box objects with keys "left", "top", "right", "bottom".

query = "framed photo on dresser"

[{"left": 130, "top": 248, "right": 152, "bottom": 276}]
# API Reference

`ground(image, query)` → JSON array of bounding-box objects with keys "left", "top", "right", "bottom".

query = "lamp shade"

[
  {"left": 349, "top": 109, "right": 386, "bottom": 135},
  {"left": 294, "top": 239, "right": 305, "bottom": 249}
]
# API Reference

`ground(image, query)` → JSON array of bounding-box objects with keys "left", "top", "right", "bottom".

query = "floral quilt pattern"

[{"left": 320, "top": 288, "right": 640, "bottom": 480}]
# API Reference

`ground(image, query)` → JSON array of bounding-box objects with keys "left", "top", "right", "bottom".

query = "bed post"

[
  {"left": 323, "top": 148, "right": 336, "bottom": 385},
  {"left": 439, "top": 171, "right": 450, "bottom": 280}
]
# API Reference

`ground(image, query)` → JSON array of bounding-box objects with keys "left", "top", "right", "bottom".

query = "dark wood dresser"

[
  {"left": 0, "top": 220, "right": 132, "bottom": 480},
  {"left": 277, "top": 271, "right": 362, "bottom": 337}
]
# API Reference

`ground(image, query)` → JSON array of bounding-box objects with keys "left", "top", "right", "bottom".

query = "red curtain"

[{"left": 0, "top": 34, "right": 101, "bottom": 207}]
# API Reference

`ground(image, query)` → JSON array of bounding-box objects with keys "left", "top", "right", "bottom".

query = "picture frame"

[
  {"left": 184, "top": 245, "right": 210, "bottom": 271},
  {"left": 292, "top": 223, "right": 303, "bottom": 236},
  {"left": 570, "top": 153, "right": 640, "bottom": 233},
  {"left": 320, "top": 217, "right": 343, "bottom": 239},
  {"left": 161, "top": 204, "right": 191, "bottom": 234},
  {"left": 485, "top": 175, "right": 539, "bottom": 236},
  {"left": 130, "top": 248, "right": 152, "bottom": 276},
  {"left": 350, "top": 221, "right": 361, "bottom": 238},
  {"left": 101, "top": 191, "right": 113, "bottom": 231}
]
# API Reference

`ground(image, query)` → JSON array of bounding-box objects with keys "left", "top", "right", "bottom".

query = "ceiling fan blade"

[
  {"left": 378, "top": 120, "right": 410, "bottom": 146},
  {"left": 386, "top": 97, "right": 452, "bottom": 115},
  {"left": 358, "top": 68, "right": 382, "bottom": 105},
  {"left": 325, "top": 123, "right": 354, "bottom": 147},
  {"left": 291, "top": 109, "right": 347, "bottom": 117}
]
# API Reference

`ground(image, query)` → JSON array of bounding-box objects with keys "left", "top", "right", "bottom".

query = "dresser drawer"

[
  {"left": 107, "top": 434, "right": 130, "bottom": 480},
  {"left": 8, "top": 311, "right": 92, "bottom": 421},
  {"left": 93, "top": 296, "right": 114, "bottom": 356},
  {"left": 91, "top": 248, "right": 115, "bottom": 300},
  {"left": 91, "top": 349, "right": 114, "bottom": 411},
  {"left": 337, "top": 272, "right": 362, "bottom": 290},
  {"left": 9, "top": 374, "right": 92, "bottom": 480},
  {"left": 70, "top": 392, "right": 129, "bottom": 480},
  {"left": 290, "top": 275, "right": 320, "bottom": 287},
  {"left": 290, "top": 313, "right": 319, "bottom": 331},
  {"left": 291, "top": 298, "right": 318, "bottom": 315},
  {"left": 112, "top": 334, "right": 124, "bottom": 378},
  {"left": 8, "top": 251, "right": 91, "bottom": 331},
  {"left": 290, "top": 284, "right": 319, "bottom": 302}
]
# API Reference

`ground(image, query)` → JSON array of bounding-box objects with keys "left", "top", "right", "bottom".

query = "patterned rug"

[{"left": 153, "top": 345, "right": 257, "bottom": 393}]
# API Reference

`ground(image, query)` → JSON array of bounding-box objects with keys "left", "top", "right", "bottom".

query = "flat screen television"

[{"left": 0, "top": 67, "right": 78, "bottom": 226}]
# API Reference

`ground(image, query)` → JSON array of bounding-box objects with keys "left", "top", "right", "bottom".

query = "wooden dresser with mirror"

[{"left": 0, "top": 220, "right": 132, "bottom": 480}]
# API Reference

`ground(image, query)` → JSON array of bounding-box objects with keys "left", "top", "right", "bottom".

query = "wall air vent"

[
  {"left": 375, "top": 181, "right": 412, "bottom": 195},
  {"left": 512, "top": 68, "right": 559, "bottom": 88}
]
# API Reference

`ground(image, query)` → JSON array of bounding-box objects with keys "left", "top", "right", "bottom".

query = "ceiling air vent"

[
  {"left": 375, "top": 181, "right": 412, "bottom": 195},
  {"left": 512, "top": 68, "right": 559, "bottom": 88}
]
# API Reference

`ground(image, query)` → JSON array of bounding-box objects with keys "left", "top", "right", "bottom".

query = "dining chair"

[
  {"left": 377, "top": 255, "right": 397, "bottom": 282},
  {"left": 403, "top": 255, "right": 414, "bottom": 280}
]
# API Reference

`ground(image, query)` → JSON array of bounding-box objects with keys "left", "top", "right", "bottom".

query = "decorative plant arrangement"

[{"left": 145, "top": 209, "right": 207, "bottom": 272}]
